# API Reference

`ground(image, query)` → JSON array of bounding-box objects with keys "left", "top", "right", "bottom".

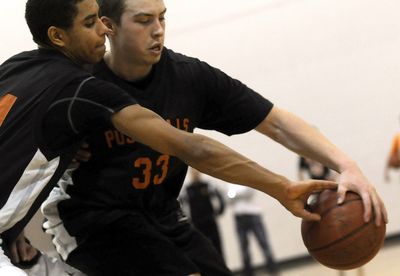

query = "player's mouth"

[
  {"left": 96, "top": 38, "right": 106, "bottom": 49},
  {"left": 149, "top": 43, "right": 163, "bottom": 55}
]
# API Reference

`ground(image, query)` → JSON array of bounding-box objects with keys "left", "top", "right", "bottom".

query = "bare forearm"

[
  {"left": 176, "top": 133, "right": 290, "bottom": 199},
  {"left": 256, "top": 106, "right": 387, "bottom": 224},
  {"left": 257, "top": 107, "right": 355, "bottom": 173},
  {"left": 112, "top": 105, "right": 340, "bottom": 221},
  {"left": 112, "top": 105, "right": 289, "bottom": 199}
]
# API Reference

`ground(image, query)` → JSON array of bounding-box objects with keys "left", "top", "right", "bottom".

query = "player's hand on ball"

[
  {"left": 336, "top": 163, "right": 388, "bottom": 226},
  {"left": 279, "top": 180, "right": 337, "bottom": 221}
]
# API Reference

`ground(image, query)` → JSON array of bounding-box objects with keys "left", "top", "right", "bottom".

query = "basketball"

[{"left": 301, "top": 189, "right": 386, "bottom": 270}]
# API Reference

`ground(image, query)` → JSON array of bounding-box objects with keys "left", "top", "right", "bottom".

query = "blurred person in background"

[
  {"left": 298, "top": 156, "right": 338, "bottom": 181},
  {"left": 228, "top": 185, "right": 278, "bottom": 276},
  {"left": 384, "top": 128, "right": 400, "bottom": 182},
  {"left": 180, "top": 168, "right": 225, "bottom": 258}
]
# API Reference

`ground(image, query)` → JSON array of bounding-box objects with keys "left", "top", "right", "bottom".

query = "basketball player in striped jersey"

[{"left": 41, "top": 0, "right": 387, "bottom": 275}]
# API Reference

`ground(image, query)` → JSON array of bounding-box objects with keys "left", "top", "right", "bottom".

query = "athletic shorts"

[{"left": 66, "top": 212, "right": 232, "bottom": 276}]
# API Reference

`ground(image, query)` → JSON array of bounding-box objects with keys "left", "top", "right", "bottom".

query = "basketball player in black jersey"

[
  {"left": 40, "top": 0, "right": 387, "bottom": 275},
  {"left": 0, "top": 0, "right": 341, "bottom": 275}
]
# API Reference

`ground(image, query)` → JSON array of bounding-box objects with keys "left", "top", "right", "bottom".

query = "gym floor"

[
  {"left": 236, "top": 235, "right": 400, "bottom": 276},
  {"left": 27, "top": 210, "right": 400, "bottom": 276}
]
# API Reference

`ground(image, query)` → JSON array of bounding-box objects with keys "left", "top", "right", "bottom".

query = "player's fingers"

[
  {"left": 359, "top": 191, "right": 372, "bottom": 223},
  {"left": 17, "top": 241, "right": 28, "bottom": 261},
  {"left": 75, "top": 149, "right": 91, "bottom": 162},
  {"left": 302, "top": 180, "right": 338, "bottom": 200},
  {"left": 297, "top": 209, "right": 321, "bottom": 221},
  {"left": 17, "top": 238, "right": 38, "bottom": 262},
  {"left": 81, "top": 142, "right": 89, "bottom": 148},
  {"left": 287, "top": 181, "right": 336, "bottom": 201},
  {"left": 25, "top": 245, "right": 37, "bottom": 261},
  {"left": 307, "top": 180, "right": 337, "bottom": 194},
  {"left": 68, "top": 159, "right": 79, "bottom": 169},
  {"left": 382, "top": 203, "right": 389, "bottom": 224},
  {"left": 380, "top": 195, "right": 389, "bottom": 224},
  {"left": 370, "top": 192, "right": 386, "bottom": 226},
  {"left": 9, "top": 243, "right": 19, "bottom": 264},
  {"left": 336, "top": 184, "right": 348, "bottom": 205}
]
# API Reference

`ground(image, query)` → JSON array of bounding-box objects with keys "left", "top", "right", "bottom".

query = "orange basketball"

[{"left": 301, "top": 189, "right": 386, "bottom": 270}]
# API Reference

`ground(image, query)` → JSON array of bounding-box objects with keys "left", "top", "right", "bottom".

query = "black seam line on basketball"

[
  {"left": 327, "top": 240, "right": 382, "bottom": 268},
  {"left": 309, "top": 220, "right": 373, "bottom": 252},
  {"left": 323, "top": 237, "right": 383, "bottom": 269},
  {"left": 306, "top": 198, "right": 361, "bottom": 234},
  {"left": 319, "top": 198, "right": 360, "bottom": 217}
]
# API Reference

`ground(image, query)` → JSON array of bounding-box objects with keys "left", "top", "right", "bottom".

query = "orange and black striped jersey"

[{"left": 0, "top": 49, "right": 136, "bottom": 242}]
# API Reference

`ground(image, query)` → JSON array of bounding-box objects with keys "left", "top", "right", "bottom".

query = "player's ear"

[
  {"left": 48, "top": 26, "right": 67, "bottom": 47},
  {"left": 101, "top": 16, "right": 116, "bottom": 36}
]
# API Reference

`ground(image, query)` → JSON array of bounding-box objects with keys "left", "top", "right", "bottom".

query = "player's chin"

[
  {"left": 148, "top": 55, "right": 161, "bottom": 65},
  {"left": 87, "top": 48, "right": 106, "bottom": 64}
]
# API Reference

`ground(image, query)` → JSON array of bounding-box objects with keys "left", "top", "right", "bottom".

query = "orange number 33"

[
  {"left": 0, "top": 93, "right": 17, "bottom": 127},
  {"left": 132, "top": 155, "right": 170, "bottom": 189}
]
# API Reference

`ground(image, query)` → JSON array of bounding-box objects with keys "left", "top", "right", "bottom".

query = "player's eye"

[
  {"left": 136, "top": 16, "right": 151, "bottom": 24},
  {"left": 85, "top": 19, "right": 96, "bottom": 28}
]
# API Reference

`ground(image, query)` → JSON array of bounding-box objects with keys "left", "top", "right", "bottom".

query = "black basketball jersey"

[
  {"left": 0, "top": 49, "right": 135, "bottom": 241},
  {"left": 58, "top": 48, "right": 273, "bottom": 234}
]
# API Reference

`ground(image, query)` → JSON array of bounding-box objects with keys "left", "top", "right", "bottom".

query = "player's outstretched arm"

[
  {"left": 111, "top": 105, "right": 337, "bottom": 221},
  {"left": 255, "top": 106, "right": 388, "bottom": 226}
]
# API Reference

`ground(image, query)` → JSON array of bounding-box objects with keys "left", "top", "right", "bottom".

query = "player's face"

[
  {"left": 113, "top": 0, "right": 166, "bottom": 67},
  {"left": 61, "top": 0, "right": 109, "bottom": 64}
]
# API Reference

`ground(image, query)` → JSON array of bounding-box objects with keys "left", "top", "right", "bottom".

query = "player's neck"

[{"left": 104, "top": 52, "right": 152, "bottom": 82}]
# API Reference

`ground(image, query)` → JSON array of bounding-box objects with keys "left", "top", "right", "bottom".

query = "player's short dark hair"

[
  {"left": 98, "top": 0, "right": 126, "bottom": 25},
  {"left": 25, "top": 0, "right": 84, "bottom": 47}
]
